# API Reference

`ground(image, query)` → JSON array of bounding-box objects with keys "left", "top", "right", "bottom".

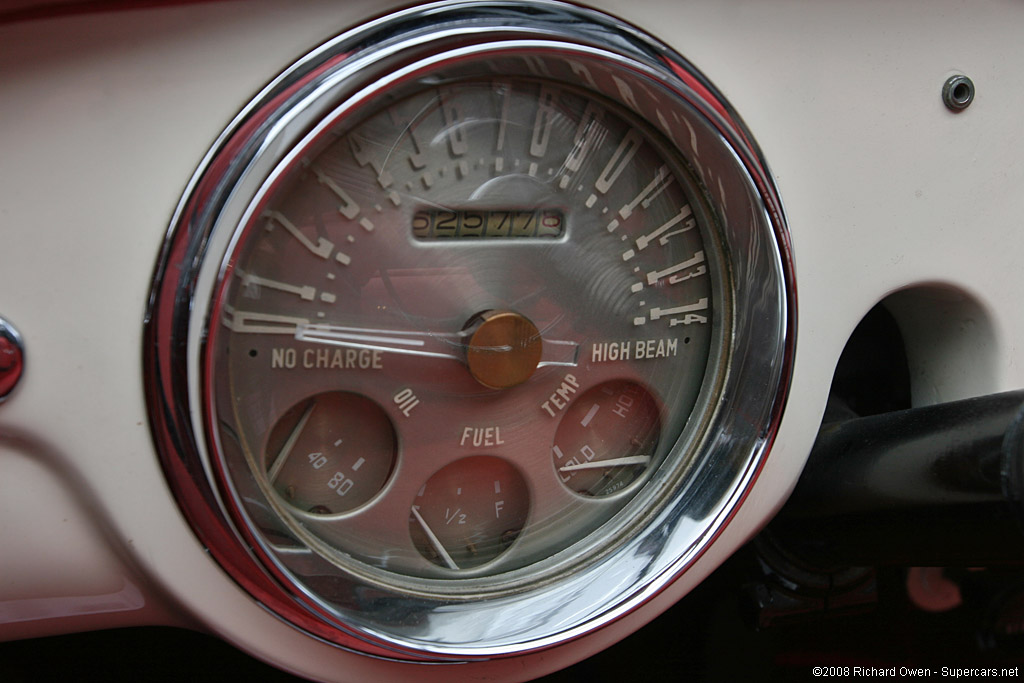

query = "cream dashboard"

[{"left": 1, "top": 1, "right": 1023, "bottom": 681}]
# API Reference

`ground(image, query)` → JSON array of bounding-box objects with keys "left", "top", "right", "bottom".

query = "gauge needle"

[
  {"left": 558, "top": 455, "right": 651, "bottom": 472},
  {"left": 410, "top": 506, "right": 460, "bottom": 570},
  {"left": 267, "top": 401, "right": 315, "bottom": 482},
  {"left": 295, "top": 322, "right": 578, "bottom": 367},
  {"left": 296, "top": 323, "right": 465, "bottom": 360}
]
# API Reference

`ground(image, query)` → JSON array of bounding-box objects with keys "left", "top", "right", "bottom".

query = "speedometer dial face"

[{"left": 215, "top": 77, "right": 718, "bottom": 579}]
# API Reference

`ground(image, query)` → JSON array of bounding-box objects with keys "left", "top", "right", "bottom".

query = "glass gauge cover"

[
  {"left": 216, "top": 75, "right": 716, "bottom": 579},
  {"left": 147, "top": 0, "right": 794, "bottom": 662}
]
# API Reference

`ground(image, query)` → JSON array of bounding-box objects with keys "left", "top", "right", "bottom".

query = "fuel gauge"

[
  {"left": 265, "top": 391, "right": 397, "bottom": 514},
  {"left": 410, "top": 456, "right": 529, "bottom": 570}
]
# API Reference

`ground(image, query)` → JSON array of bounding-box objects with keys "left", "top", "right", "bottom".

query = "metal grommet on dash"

[
  {"left": 943, "top": 75, "right": 975, "bottom": 111},
  {"left": 0, "top": 317, "right": 24, "bottom": 403}
]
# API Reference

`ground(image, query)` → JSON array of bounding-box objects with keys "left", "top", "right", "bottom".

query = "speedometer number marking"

[
  {"left": 644, "top": 250, "right": 707, "bottom": 286},
  {"left": 349, "top": 134, "right": 394, "bottom": 187},
  {"left": 264, "top": 211, "right": 334, "bottom": 260},
  {"left": 313, "top": 167, "right": 361, "bottom": 220},
  {"left": 238, "top": 270, "right": 317, "bottom": 302},
  {"left": 649, "top": 297, "right": 709, "bottom": 325},
  {"left": 530, "top": 86, "right": 558, "bottom": 158},
  {"left": 622, "top": 205, "right": 695, "bottom": 260},
  {"left": 439, "top": 87, "right": 468, "bottom": 157},
  {"left": 595, "top": 128, "right": 642, "bottom": 194},
  {"left": 619, "top": 164, "right": 674, "bottom": 219}
]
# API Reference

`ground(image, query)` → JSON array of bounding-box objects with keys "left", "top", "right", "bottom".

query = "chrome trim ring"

[{"left": 145, "top": 0, "right": 795, "bottom": 661}]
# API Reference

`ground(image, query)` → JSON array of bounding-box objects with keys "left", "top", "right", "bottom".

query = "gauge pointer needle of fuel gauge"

[
  {"left": 410, "top": 506, "right": 460, "bottom": 570},
  {"left": 559, "top": 455, "right": 652, "bottom": 472},
  {"left": 295, "top": 322, "right": 579, "bottom": 367}
]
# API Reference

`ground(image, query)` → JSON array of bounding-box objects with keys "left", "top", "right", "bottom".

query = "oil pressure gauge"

[{"left": 148, "top": 0, "right": 793, "bottom": 663}]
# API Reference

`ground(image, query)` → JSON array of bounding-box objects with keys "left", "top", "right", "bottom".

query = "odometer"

[{"left": 412, "top": 208, "right": 565, "bottom": 239}]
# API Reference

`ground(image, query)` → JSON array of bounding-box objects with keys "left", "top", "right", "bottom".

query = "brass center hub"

[{"left": 465, "top": 310, "right": 543, "bottom": 389}]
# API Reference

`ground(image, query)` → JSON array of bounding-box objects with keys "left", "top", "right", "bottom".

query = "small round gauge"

[
  {"left": 553, "top": 380, "right": 661, "bottom": 497},
  {"left": 264, "top": 392, "right": 396, "bottom": 515},
  {"left": 409, "top": 456, "right": 529, "bottom": 570}
]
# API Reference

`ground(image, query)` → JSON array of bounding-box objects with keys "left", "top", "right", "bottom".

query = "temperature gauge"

[{"left": 552, "top": 381, "right": 662, "bottom": 497}]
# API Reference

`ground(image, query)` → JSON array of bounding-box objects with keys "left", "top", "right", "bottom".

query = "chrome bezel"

[{"left": 145, "top": 0, "right": 794, "bottom": 661}]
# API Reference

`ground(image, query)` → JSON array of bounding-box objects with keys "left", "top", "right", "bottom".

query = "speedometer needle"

[
  {"left": 297, "top": 323, "right": 465, "bottom": 360},
  {"left": 558, "top": 455, "right": 651, "bottom": 472},
  {"left": 410, "top": 506, "right": 460, "bottom": 570},
  {"left": 295, "top": 322, "right": 578, "bottom": 367}
]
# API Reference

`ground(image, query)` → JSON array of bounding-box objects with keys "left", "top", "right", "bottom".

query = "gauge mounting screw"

[{"left": 943, "top": 75, "right": 975, "bottom": 111}]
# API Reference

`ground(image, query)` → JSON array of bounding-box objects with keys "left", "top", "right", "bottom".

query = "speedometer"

[
  {"left": 147, "top": 0, "right": 793, "bottom": 662},
  {"left": 218, "top": 75, "right": 719, "bottom": 580}
]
